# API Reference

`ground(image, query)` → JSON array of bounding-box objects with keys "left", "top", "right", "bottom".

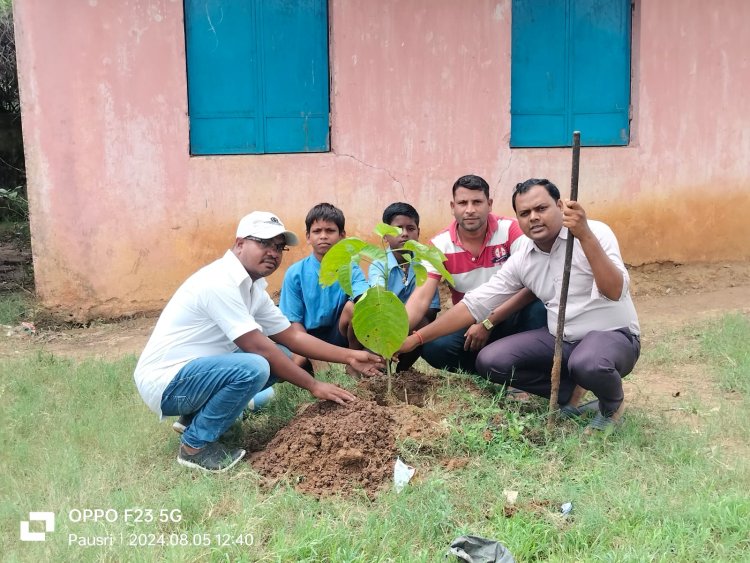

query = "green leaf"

[
  {"left": 352, "top": 286, "right": 409, "bottom": 359},
  {"left": 357, "top": 243, "right": 387, "bottom": 266},
  {"left": 411, "top": 262, "right": 428, "bottom": 286},
  {"left": 403, "top": 240, "right": 455, "bottom": 287},
  {"left": 336, "top": 261, "right": 355, "bottom": 297},
  {"left": 319, "top": 238, "right": 366, "bottom": 287},
  {"left": 374, "top": 222, "right": 401, "bottom": 238}
]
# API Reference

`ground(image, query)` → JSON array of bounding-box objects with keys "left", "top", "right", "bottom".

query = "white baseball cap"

[{"left": 236, "top": 211, "right": 299, "bottom": 246}]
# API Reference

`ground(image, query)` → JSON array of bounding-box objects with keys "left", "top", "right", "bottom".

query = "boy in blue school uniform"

[
  {"left": 279, "top": 203, "right": 369, "bottom": 372},
  {"left": 368, "top": 202, "right": 441, "bottom": 370}
]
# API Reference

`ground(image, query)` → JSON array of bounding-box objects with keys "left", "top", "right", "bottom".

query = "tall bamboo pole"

[{"left": 547, "top": 131, "right": 581, "bottom": 432}]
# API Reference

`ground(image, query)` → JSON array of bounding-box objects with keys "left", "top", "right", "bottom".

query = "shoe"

[
  {"left": 177, "top": 442, "right": 246, "bottom": 472},
  {"left": 584, "top": 412, "right": 622, "bottom": 435},
  {"left": 243, "top": 387, "right": 276, "bottom": 418},
  {"left": 505, "top": 387, "right": 531, "bottom": 403},
  {"left": 172, "top": 414, "right": 194, "bottom": 435},
  {"left": 559, "top": 399, "right": 600, "bottom": 420}
]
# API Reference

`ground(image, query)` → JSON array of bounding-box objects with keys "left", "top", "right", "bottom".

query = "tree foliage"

[
  {"left": 320, "top": 223, "right": 454, "bottom": 371},
  {"left": 0, "top": 3, "right": 18, "bottom": 114}
]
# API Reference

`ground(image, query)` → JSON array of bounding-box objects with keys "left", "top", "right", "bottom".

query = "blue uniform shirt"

[
  {"left": 279, "top": 254, "right": 369, "bottom": 331},
  {"left": 368, "top": 250, "right": 440, "bottom": 309}
]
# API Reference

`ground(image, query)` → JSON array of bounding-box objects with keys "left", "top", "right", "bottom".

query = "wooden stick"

[{"left": 547, "top": 131, "right": 581, "bottom": 432}]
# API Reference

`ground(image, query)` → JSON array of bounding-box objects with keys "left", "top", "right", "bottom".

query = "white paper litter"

[
  {"left": 502, "top": 490, "right": 519, "bottom": 505},
  {"left": 393, "top": 457, "right": 415, "bottom": 492}
]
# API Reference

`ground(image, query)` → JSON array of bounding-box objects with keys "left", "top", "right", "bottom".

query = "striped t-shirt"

[{"left": 424, "top": 214, "right": 525, "bottom": 304}]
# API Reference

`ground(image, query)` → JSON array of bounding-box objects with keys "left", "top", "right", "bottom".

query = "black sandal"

[{"left": 559, "top": 399, "right": 599, "bottom": 420}]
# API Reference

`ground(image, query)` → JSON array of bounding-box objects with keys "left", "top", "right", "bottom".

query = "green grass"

[
  {"left": 699, "top": 314, "right": 750, "bottom": 395},
  {"left": 2, "top": 315, "right": 750, "bottom": 561},
  {"left": 0, "top": 291, "right": 31, "bottom": 325}
]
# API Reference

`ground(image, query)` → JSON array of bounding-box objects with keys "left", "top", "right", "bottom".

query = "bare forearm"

[
  {"left": 405, "top": 278, "right": 440, "bottom": 329},
  {"left": 577, "top": 232, "right": 623, "bottom": 299},
  {"left": 289, "top": 322, "right": 307, "bottom": 334},
  {"left": 275, "top": 330, "right": 358, "bottom": 365},
  {"left": 562, "top": 200, "right": 624, "bottom": 300},
  {"left": 415, "top": 302, "right": 475, "bottom": 344}
]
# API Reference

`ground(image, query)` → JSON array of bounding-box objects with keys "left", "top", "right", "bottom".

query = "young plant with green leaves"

[{"left": 319, "top": 223, "right": 454, "bottom": 392}]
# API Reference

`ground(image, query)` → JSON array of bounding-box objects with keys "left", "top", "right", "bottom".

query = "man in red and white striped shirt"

[{"left": 406, "top": 174, "right": 545, "bottom": 374}]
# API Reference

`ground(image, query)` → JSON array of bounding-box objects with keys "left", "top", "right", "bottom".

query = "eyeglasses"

[{"left": 244, "top": 236, "right": 289, "bottom": 253}]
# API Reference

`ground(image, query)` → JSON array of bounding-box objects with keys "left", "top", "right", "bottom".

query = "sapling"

[{"left": 319, "top": 223, "right": 454, "bottom": 395}]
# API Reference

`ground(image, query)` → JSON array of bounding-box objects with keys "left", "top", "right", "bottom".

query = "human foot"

[{"left": 583, "top": 402, "right": 625, "bottom": 436}]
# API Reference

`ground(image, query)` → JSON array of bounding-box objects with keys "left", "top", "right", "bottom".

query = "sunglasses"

[{"left": 244, "top": 236, "right": 289, "bottom": 253}]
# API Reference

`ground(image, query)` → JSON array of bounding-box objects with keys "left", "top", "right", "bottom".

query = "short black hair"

[
  {"left": 305, "top": 203, "right": 345, "bottom": 234},
  {"left": 382, "top": 202, "right": 419, "bottom": 226},
  {"left": 452, "top": 174, "right": 490, "bottom": 199},
  {"left": 511, "top": 178, "right": 561, "bottom": 211}
]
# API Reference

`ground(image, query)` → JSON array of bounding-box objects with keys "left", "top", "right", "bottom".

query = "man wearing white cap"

[{"left": 134, "top": 211, "right": 384, "bottom": 472}]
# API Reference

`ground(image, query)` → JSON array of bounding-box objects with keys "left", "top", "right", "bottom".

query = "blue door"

[{"left": 511, "top": 0, "right": 631, "bottom": 147}]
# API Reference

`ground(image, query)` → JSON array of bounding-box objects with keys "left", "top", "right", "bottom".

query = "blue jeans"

[
  {"left": 160, "top": 348, "right": 287, "bottom": 449},
  {"left": 422, "top": 298, "right": 547, "bottom": 375}
]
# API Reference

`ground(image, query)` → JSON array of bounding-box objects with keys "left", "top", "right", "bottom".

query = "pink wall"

[{"left": 14, "top": 0, "right": 750, "bottom": 319}]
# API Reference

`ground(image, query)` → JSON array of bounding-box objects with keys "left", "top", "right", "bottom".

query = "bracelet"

[{"left": 413, "top": 330, "right": 424, "bottom": 346}]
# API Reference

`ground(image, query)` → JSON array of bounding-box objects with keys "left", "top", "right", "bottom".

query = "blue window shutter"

[
  {"left": 185, "top": 1, "right": 262, "bottom": 154},
  {"left": 185, "top": 0, "right": 330, "bottom": 155},
  {"left": 511, "top": 0, "right": 568, "bottom": 147},
  {"left": 571, "top": 0, "right": 631, "bottom": 145},
  {"left": 511, "top": 0, "right": 631, "bottom": 147},
  {"left": 259, "top": 0, "right": 330, "bottom": 153}
]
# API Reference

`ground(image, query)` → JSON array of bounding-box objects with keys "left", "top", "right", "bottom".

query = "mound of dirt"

[
  {"left": 249, "top": 370, "right": 450, "bottom": 498},
  {"left": 356, "top": 368, "right": 437, "bottom": 407},
  {"left": 250, "top": 400, "right": 398, "bottom": 498}
]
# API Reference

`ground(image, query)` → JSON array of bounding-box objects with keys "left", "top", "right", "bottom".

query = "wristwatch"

[{"left": 481, "top": 318, "right": 494, "bottom": 331}]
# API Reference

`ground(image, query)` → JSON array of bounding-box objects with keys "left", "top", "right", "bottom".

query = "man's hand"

[
  {"left": 562, "top": 199, "right": 625, "bottom": 300},
  {"left": 464, "top": 322, "right": 490, "bottom": 352},
  {"left": 561, "top": 199, "right": 593, "bottom": 241},
  {"left": 347, "top": 350, "right": 385, "bottom": 377},
  {"left": 310, "top": 380, "right": 357, "bottom": 405},
  {"left": 396, "top": 333, "right": 421, "bottom": 357}
]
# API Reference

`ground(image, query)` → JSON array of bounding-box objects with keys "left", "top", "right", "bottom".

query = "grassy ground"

[
  {"left": 1, "top": 315, "right": 749, "bottom": 562},
  {"left": 0, "top": 290, "right": 31, "bottom": 325}
]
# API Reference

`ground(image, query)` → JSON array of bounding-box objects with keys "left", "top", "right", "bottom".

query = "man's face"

[
  {"left": 235, "top": 234, "right": 287, "bottom": 280},
  {"left": 514, "top": 185, "right": 564, "bottom": 251},
  {"left": 450, "top": 187, "right": 493, "bottom": 234},
  {"left": 306, "top": 220, "right": 344, "bottom": 261},
  {"left": 384, "top": 214, "right": 419, "bottom": 252}
]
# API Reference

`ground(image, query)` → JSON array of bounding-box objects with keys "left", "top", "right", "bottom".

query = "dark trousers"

[
  {"left": 308, "top": 323, "right": 347, "bottom": 348},
  {"left": 475, "top": 327, "right": 641, "bottom": 415},
  {"left": 422, "top": 299, "right": 547, "bottom": 375}
]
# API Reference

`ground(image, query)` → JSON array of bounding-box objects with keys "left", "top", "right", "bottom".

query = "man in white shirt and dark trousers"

[
  {"left": 134, "top": 212, "right": 383, "bottom": 472},
  {"left": 400, "top": 179, "right": 640, "bottom": 433}
]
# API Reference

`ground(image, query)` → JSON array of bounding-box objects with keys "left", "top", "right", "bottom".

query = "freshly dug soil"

[
  {"left": 357, "top": 368, "right": 437, "bottom": 407},
  {"left": 249, "top": 370, "right": 449, "bottom": 498},
  {"left": 250, "top": 399, "right": 398, "bottom": 498}
]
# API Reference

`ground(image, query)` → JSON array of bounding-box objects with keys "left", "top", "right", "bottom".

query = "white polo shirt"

[
  {"left": 462, "top": 221, "right": 640, "bottom": 342},
  {"left": 134, "top": 250, "right": 291, "bottom": 417}
]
